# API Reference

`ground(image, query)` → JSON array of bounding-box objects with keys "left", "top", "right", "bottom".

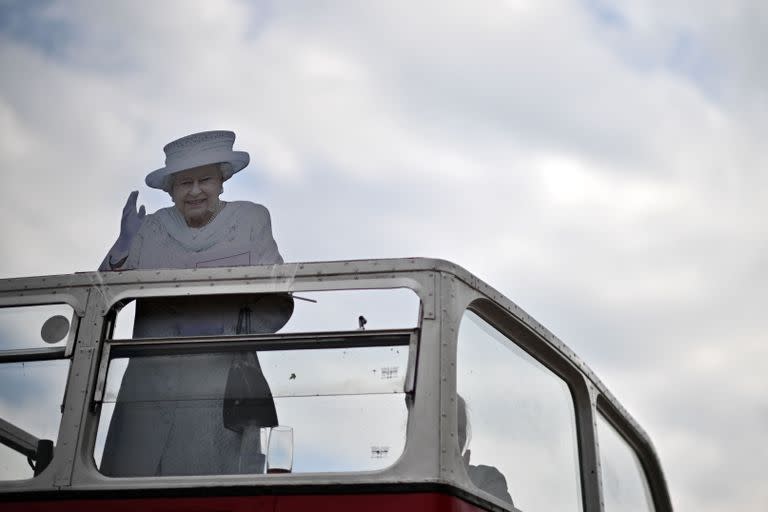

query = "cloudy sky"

[{"left": 1, "top": 0, "right": 766, "bottom": 509}]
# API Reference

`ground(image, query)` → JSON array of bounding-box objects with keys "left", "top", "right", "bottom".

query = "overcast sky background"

[{"left": 1, "top": 0, "right": 766, "bottom": 510}]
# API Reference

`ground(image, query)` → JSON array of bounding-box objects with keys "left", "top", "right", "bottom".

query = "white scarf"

[{"left": 155, "top": 202, "right": 237, "bottom": 252}]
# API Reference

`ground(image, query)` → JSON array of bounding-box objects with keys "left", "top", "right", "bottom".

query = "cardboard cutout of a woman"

[{"left": 99, "top": 131, "right": 292, "bottom": 476}]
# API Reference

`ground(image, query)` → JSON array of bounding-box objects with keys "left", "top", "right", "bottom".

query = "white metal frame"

[{"left": 0, "top": 258, "right": 672, "bottom": 511}]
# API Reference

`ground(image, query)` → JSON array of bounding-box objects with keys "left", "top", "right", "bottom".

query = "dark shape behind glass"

[
  {"left": 40, "top": 315, "right": 70, "bottom": 344},
  {"left": 457, "top": 395, "right": 515, "bottom": 506}
]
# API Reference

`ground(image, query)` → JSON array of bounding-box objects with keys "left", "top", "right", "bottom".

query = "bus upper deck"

[{"left": 0, "top": 258, "right": 672, "bottom": 511}]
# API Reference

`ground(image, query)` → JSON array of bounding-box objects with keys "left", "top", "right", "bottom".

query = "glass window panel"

[
  {"left": 597, "top": 413, "right": 656, "bottom": 512},
  {"left": 0, "top": 359, "right": 69, "bottom": 480},
  {"left": 457, "top": 310, "right": 582, "bottom": 511},
  {"left": 101, "top": 346, "right": 408, "bottom": 403},
  {"left": 112, "top": 289, "right": 419, "bottom": 339},
  {"left": 94, "top": 343, "right": 409, "bottom": 476},
  {"left": 0, "top": 304, "right": 75, "bottom": 350}
]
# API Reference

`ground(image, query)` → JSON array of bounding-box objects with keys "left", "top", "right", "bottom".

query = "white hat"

[{"left": 145, "top": 130, "right": 250, "bottom": 190}]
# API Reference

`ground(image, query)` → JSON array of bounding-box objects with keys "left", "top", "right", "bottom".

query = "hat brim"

[{"left": 145, "top": 150, "right": 250, "bottom": 189}]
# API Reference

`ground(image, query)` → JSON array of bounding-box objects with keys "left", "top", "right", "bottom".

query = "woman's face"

[{"left": 171, "top": 164, "right": 224, "bottom": 227}]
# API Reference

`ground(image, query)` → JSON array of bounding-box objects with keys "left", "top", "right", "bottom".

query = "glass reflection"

[
  {"left": 0, "top": 304, "right": 74, "bottom": 350},
  {"left": 598, "top": 414, "right": 655, "bottom": 512},
  {"left": 95, "top": 344, "right": 408, "bottom": 476},
  {"left": 457, "top": 310, "right": 582, "bottom": 511},
  {"left": 111, "top": 288, "right": 420, "bottom": 339},
  {"left": 0, "top": 360, "right": 69, "bottom": 480}
]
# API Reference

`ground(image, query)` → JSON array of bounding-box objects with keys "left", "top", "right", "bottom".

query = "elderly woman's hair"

[
  {"left": 219, "top": 162, "right": 233, "bottom": 178},
  {"left": 162, "top": 163, "right": 228, "bottom": 193}
]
